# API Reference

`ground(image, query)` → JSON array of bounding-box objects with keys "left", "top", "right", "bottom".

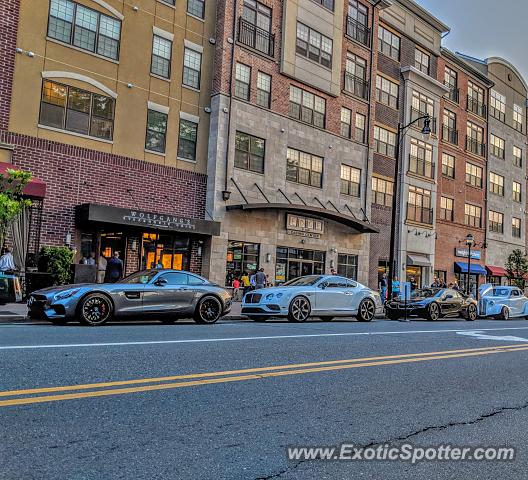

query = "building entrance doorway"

[
  {"left": 276, "top": 247, "right": 325, "bottom": 283},
  {"left": 100, "top": 232, "right": 126, "bottom": 260}
]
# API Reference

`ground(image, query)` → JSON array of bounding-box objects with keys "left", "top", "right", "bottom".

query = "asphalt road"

[{"left": 2, "top": 317, "right": 528, "bottom": 479}]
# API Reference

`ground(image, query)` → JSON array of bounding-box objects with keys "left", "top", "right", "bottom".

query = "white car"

[
  {"left": 241, "top": 275, "right": 383, "bottom": 322},
  {"left": 478, "top": 284, "right": 528, "bottom": 319}
]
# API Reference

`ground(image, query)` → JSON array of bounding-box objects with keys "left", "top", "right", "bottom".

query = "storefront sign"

[
  {"left": 286, "top": 214, "right": 324, "bottom": 239},
  {"left": 455, "top": 248, "right": 481, "bottom": 260},
  {"left": 123, "top": 210, "right": 196, "bottom": 230}
]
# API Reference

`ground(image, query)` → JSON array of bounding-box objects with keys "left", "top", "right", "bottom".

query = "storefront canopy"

[
  {"left": 486, "top": 265, "right": 508, "bottom": 277},
  {"left": 407, "top": 254, "right": 430, "bottom": 267},
  {"left": 0, "top": 162, "right": 46, "bottom": 198},
  {"left": 226, "top": 203, "right": 379, "bottom": 234},
  {"left": 454, "top": 262, "right": 487, "bottom": 275}
]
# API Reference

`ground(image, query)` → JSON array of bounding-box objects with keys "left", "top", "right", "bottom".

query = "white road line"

[{"left": 3, "top": 326, "right": 528, "bottom": 350}]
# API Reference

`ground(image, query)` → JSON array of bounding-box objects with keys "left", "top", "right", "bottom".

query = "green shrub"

[{"left": 38, "top": 246, "right": 74, "bottom": 285}]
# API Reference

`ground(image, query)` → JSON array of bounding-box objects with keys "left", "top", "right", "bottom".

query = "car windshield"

[
  {"left": 121, "top": 271, "right": 158, "bottom": 284},
  {"left": 492, "top": 288, "right": 510, "bottom": 297},
  {"left": 283, "top": 275, "right": 323, "bottom": 286},
  {"left": 411, "top": 289, "right": 439, "bottom": 299}
]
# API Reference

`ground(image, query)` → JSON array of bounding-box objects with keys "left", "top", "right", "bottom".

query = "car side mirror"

[{"left": 154, "top": 278, "right": 167, "bottom": 286}]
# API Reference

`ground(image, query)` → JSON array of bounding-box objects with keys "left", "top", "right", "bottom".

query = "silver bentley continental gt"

[{"left": 27, "top": 270, "right": 232, "bottom": 326}]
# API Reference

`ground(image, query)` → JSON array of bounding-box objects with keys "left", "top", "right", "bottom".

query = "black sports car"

[{"left": 384, "top": 288, "right": 477, "bottom": 321}]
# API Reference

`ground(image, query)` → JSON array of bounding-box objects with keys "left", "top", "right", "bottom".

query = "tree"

[
  {"left": 0, "top": 168, "right": 32, "bottom": 251},
  {"left": 505, "top": 249, "right": 528, "bottom": 289}
]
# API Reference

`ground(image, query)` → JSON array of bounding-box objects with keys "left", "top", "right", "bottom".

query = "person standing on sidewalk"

[
  {"left": 379, "top": 273, "right": 388, "bottom": 302},
  {"left": 0, "top": 247, "right": 16, "bottom": 274},
  {"left": 255, "top": 268, "right": 266, "bottom": 289},
  {"left": 241, "top": 272, "right": 251, "bottom": 296},
  {"left": 97, "top": 254, "right": 107, "bottom": 284}
]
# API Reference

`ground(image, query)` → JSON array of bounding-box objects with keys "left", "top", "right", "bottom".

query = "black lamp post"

[
  {"left": 465, "top": 233, "right": 475, "bottom": 296},
  {"left": 387, "top": 115, "right": 432, "bottom": 300}
]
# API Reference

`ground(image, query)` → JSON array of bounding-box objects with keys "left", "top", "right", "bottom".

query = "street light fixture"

[
  {"left": 465, "top": 233, "right": 475, "bottom": 296},
  {"left": 387, "top": 114, "right": 432, "bottom": 300}
]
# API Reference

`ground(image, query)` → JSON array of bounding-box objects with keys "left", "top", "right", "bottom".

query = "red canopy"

[
  {"left": 486, "top": 265, "right": 508, "bottom": 277},
  {"left": 0, "top": 162, "right": 46, "bottom": 198}
]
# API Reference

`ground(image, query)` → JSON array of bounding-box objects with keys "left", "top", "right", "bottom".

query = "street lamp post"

[
  {"left": 387, "top": 115, "right": 432, "bottom": 300},
  {"left": 465, "top": 233, "right": 475, "bottom": 296}
]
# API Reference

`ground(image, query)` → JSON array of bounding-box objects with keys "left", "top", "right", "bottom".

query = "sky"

[{"left": 415, "top": 0, "right": 528, "bottom": 81}]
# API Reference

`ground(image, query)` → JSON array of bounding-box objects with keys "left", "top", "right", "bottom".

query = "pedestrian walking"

[
  {"left": 391, "top": 276, "right": 400, "bottom": 300},
  {"left": 379, "top": 273, "right": 388, "bottom": 302},
  {"left": 255, "top": 268, "right": 266, "bottom": 289},
  {"left": 232, "top": 278, "right": 241, "bottom": 301},
  {"left": 105, "top": 252, "right": 123, "bottom": 283},
  {"left": 241, "top": 272, "right": 251, "bottom": 296}
]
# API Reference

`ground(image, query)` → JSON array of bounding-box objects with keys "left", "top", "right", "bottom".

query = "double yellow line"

[{"left": 2, "top": 343, "right": 528, "bottom": 407}]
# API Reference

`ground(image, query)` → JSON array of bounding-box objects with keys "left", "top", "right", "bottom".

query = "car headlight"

[
  {"left": 266, "top": 293, "right": 274, "bottom": 300},
  {"left": 54, "top": 288, "right": 80, "bottom": 301}
]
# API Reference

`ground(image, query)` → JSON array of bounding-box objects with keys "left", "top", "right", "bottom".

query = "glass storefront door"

[
  {"left": 140, "top": 233, "right": 190, "bottom": 271},
  {"left": 406, "top": 266, "right": 422, "bottom": 289},
  {"left": 226, "top": 241, "right": 260, "bottom": 286},
  {"left": 276, "top": 247, "right": 325, "bottom": 284}
]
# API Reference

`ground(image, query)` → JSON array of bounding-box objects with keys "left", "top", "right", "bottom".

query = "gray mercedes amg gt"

[{"left": 27, "top": 269, "right": 232, "bottom": 326}]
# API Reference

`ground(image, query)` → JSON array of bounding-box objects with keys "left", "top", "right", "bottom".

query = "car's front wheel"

[
  {"left": 426, "top": 302, "right": 441, "bottom": 321},
  {"left": 287, "top": 296, "right": 311, "bottom": 322},
  {"left": 357, "top": 298, "right": 376, "bottom": 322},
  {"left": 500, "top": 306, "right": 510, "bottom": 320},
  {"left": 78, "top": 293, "right": 113, "bottom": 326},
  {"left": 465, "top": 304, "right": 477, "bottom": 321},
  {"left": 194, "top": 296, "right": 222, "bottom": 324}
]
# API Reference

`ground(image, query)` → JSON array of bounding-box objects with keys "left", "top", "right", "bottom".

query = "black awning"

[
  {"left": 76, "top": 204, "right": 220, "bottom": 236},
  {"left": 226, "top": 203, "right": 378, "bottom": 234}
]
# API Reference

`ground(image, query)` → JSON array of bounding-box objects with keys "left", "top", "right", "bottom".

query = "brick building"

[{"left": 0, "top": 0, "right": 219, "bottom": 277}]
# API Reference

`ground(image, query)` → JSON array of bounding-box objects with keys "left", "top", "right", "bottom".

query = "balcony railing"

[
  {"left": 346, "top": 16, "right": 371, "bottom": 48},
  {"left": 467, "top": 95, "right": 487, "bottom": 118},
  {"left": 445, "top": 86, "right": 459, "bottom": 103},
  {"left": 237, "top": 18, "right": 275, "bottom": 57},
  {"left": 410, "top": 108, "right": 437, "bottom": 134},
  {"left": 409, "top": 155, "right": 435, "bottom": 179},
  {"left": 465, "top": 136, "right": 486, "bottom": 157},
  {"left": 344, "top": 72, "right": 369, "bottom": 100},
  {"left": 407, "top": 204, "right": 433, "bottom": 225},
  {"left": 442, "top": 125, "right": 458, "bottom": 145}
]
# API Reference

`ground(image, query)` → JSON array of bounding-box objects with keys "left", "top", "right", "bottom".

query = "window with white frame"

[
  {"left": 256, "top": 71, "right": 271, "bottom": 108},
  {"left": 374, "top": 126, "right": 396, "bottom": 157},
  {"left": 151, "top": 35, "right": 172, "bottom": 78},
  {"left": 490, "top": 134, "right": 505, "bottom": 159},
  {"left": 442, "top": 152, "right": 455, "bottom": 178},
  {"left": 465, "top": 204, "right": 481, "bottom": 228},
  {"left": 415, "top": 48, "right": 430, "bottom": 75},
  {"left": 407, "top": 186, "right": 432, "bottom": 224},
  {"left": 355, "top": 113, "right": 366, "bottom": 143},
  {"left": 235, "top": 63, "right": 251, "bottom": 100},
  {"left": 295, "top": 22, "right": 333, "bottom": 68},
  {"left": 489, "top": 172, "right": 504, "bottom": 196},
  {"left": 183, "top": 47, "right": 202, "bottom": 89},
  {"left": 286, "top": 148, "right": 323, "bottom": 187},
  {"left": 465, "top": 162, "right": 483, "bottom": 188},
  {"left": 372, "top": 177, "right": 393, "bottom": 207},
  {"left": 409, "top": 138, "right": 434, "bottom": 178},
  {"left": 512, "top": 217, "right": 522, "bottom": 238},
  {"left": 376, "top": 75, "right": 398, "bottom": 109},
  {"left": 488, "top": 210, "right": 504, "bottom": 233},
  {"left": 440, "top": 196, "right": 454, "bottom": 221},
  {"left": 341, "top": 108, "right": 351, "bottom": 138},
  {"left": 514, "top": 103, "right": 523, "bottom": 132},
  {"left": 288, "top": 86, "right": 326, "bottom": 128},
  {"left": 187, "top": 0, "right": 205, "bottom": 19},
  {"left": 513, "top": 181, "right": 522, "bottom": 202},
  {"left": 378, "top": 25, "right": 400, "bottom": 61},
  {"left": 490, "top": 89, "right": 506, "bottom": 122},
  {"left": 340, "top": 164, "right": 361, "bottom": 197},
  {"left": 514, "top": 145, "right": 523, "bottom": 167}
]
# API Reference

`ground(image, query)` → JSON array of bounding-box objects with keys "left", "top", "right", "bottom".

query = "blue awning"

[{"left": 454, "top": 262, "right": 487, "bottom": 275}]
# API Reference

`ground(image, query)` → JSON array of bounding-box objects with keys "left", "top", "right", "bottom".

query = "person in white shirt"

[
  {"left": 97, "top": 254, "right": 107, "bottom": 283},
  {"left": 0, "top": 247, "right": 16, "bottom": 274}
]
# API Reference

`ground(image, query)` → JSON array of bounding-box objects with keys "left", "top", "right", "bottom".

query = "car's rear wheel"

[
  {"left": 320, "top": 317, "right": 334, "bottom": 322},
  {"left": 78, "top": 294, "right": 113, "bottom": 326},
  {"left": 466, "top": 304, "right": 477, "bottom": 321},
  {"left": 287, "top": 296, "right": 311, "bottom": 322},
  {"left": 500, "top": 306, "right": 510, "bottom": 320},
  {"left": 194, "top": 296, "right": 222, "bottom": 324},
  {"left": 357, "top": 299, "right": 375, "bottom": 322},
  {"left": 426, "top": 302, "right": 441, "bottom": 321}
]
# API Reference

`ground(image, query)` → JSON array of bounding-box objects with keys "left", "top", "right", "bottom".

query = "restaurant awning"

[
  {"left": 407, "top": 254, "right": 431, "bottom": 267},
  {"left": 454, "top": 262, "right": 487, "bottom": 275},
  {"left": 0, "top": 163, "right": 46, "bottom": 198},
  {"left": 486, "top": 265, "right": 508, "bottom": 277}
]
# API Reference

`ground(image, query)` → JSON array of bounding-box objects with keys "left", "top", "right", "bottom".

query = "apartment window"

[
  {"left": 183, "top": 48, "right": 202, "bottom": 89},
  {"left": 466, "top": 121, "right": 485, "bottom": 156},
  {"left": 441, "top": 153, "right": 455, "bottom": 178},
  {"left": 467, "top": 81, "right": 486, "bottom": 117},
  {"left": 465, "top": 204, "right": 482, "bottom": 228},
  {"left": 407, "top": 186, "right": 432, "bottom": 225},
  {"left": 376, "top": 75, "right": 398, "bottom": 109},
  {"left": 313, "top": 0, "right": 334, "bottom": 10},
  {"left": 409, "top": 138, "right": 434, "bottom": 178},
  {"left": 412, "top": 91, "right": 434, "bottom": 117},
  {"left": 444, "top": 66, "right": 458, "bottom": 102},
  {"left": 489, "top": 134, "right": 505, "bottom": 159},
  {"left": 374, "top": 126, "right": 396, "bottom": 157},
  {"left": 378, "top": 25, "right": 400, "bottom": 61},
  {"left": 489, "top": 172, "right": 504, "bottom": 196},
  {"left": 347, "top": 0, "right": 369, "bottom": 46},
  {"left": 289, "top": 86, "right": 326, "bottom": 128},
  {"left": 372, "top": 177, "right": 393, "bottom": 207},
  {"left": 465, "top": 162, "right": 483, "bottom": 188},
  {"left": 415, "top": 48, "right": 430, "bottom": 75},
  {"left": 514, "top": 104, "right": 523, "bottom": 132},
  {"left": 338, "top": 254, "right": 358, "bottom": 280},
  {"left": 296, "top": 22, "right": 333, "bottom": 68},
  {"left": 513, "top": 181, "right": 522, "bottom": 203},
  {"left": 177, "top": 119, "right": 198, "bottom": 161},
  {"left": 513, "top": 146, "right": 523, "bottom": 167},
  {"left": 512, "top": 217, "right": 522, "bottom": 238},
  {"left": 39, "top": 80, "right": 115, "bottom": 140},
  {"left": 240, "top": 0, "right": 273, "bottom": 56},
  {"left": 151, "top": 35, "right": 172, "bottom": 78},
  {"left": 355, "top": 113, "right": 366, "bottom": 143},
  {"left": 235, "top": 131, "right": 265, "bottom": 173},
  {"left": 440, "top": 197, "right": 454, "bottom": 221},
  {"left": 442, "top": 109, "right": 457, "bottom": 144},
  {"left": 187, "top": 0, "right": 205, "bottom": 19},
  {"left": 345, "top": 54, "right": 368, "bottom": 99},
  {"left": 235, "top": 63, "right": 251, "bottom": 100},
  {"left": 160, "top": 0, "right": 175, "bottom": 4},
  {"left": 48, "top": 0, "right": 121, "bottom": 60},
  {"left": 256, "top": 72, "right": 271, "bottom": 108},
  {"left": 145, "top": 109, "right": 168, "bottom": 153},
  {"left": 286, "top": 148, "right": 323, "bottom": 188},
  {"left": 340, "top": 164, "right": 361, "bottom": 197},
  {"left": 341, "top": 108, "right": 352, "bottom": 138},
  {"left": 488, "top": 211, "right": 504, "bottom": 234},
  {"left": 490, "top": 90, "right": 506, "bottom": 122}
]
